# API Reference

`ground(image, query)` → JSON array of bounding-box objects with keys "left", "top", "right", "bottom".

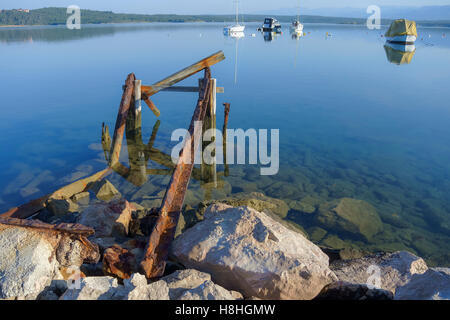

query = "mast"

[{"left": 236, "top": 0, "right": 239, "bottom": 25}]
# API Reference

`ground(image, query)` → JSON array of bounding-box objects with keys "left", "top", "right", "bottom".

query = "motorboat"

[{"left": 262, "top": 17, "right": 282, "bottom": 33}]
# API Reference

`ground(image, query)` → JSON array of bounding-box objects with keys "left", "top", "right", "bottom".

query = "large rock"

[
  {"left": 316, "top": 198, "right": 383, "bottom": 241},
  {"left": 331, "top": 251, "right": 428, "bottom": 294},
  {"left": 46, "top": 198, "right": 79, "bottom": 217},
  {"left": 395, "top": 268, "right": 450, "bottom": 300},
  {"left": 77, "top": 199, "right": 134, "bottom": 237},
  {"left": 0, "top": 224, "right": 99, "bottom": 299},
  {"left": 102, "top": 245, "right": 136, "bottom": 280},
  {"left": 171, "top": 204, "right": 336, "bottom": 300}
]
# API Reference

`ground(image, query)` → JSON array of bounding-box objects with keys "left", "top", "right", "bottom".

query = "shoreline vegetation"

[{"left": 1, "top": 7, "right": 450, "bottom": 28}]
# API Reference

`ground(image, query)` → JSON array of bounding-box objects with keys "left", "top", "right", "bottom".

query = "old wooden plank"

[
  {"left": 140, "top": 68, "right": 212, "bottom": 279},
  {"left": 141, "top": 51, "right": 224, "bottom": 97}
]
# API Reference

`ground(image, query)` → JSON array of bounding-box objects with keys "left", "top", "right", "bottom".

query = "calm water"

[{"left": 1, "top": 23, "right": 449, "bottom": 265}]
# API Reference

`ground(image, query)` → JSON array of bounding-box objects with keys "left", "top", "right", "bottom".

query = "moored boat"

[
  {"left": 385, "top": 19, "right": 418, "bottom": 44},
  {"left": 262, "top": 17, "right": 282, "bottom": 33},
  {"left": 224, "top": 0, "right": 245, "bottom": 35}
]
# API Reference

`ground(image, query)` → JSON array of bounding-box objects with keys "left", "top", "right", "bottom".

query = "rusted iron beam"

[
  {"left": 0, "top": 217, "right": 94, "bottom": 237},
  {"left": 110, "top": 73, "right": 136, "bottom": 166},
  {"left": 140, "top": 68, "right": 212, "bottom": 279},
  {"left": 141, "top": 51, "right": 224, "bottom": 97},
  {"left": 142, "top": 94, "right": 161, "bottom": 117},
  {"left": 160, "top": 86, "right": 224, "bottom": 93}
]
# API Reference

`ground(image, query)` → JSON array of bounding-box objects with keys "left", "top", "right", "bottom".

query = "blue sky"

[{"left": 2, "top": 0, "right": 450, "bottom": 14}]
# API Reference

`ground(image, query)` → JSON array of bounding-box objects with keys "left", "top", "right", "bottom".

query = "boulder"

[
  {"left": 71, "top": 192, "right": 90, "bottom": 206},
  {"left": 77, "top": 199, "right": 134, "bottom": 237},
  {"left": 59, "top": 270, "right": 241, "bottom": 300},
  {"left": 316, "top": 198, "right": 383, "bottom": 241},
  {"left": 60, "top": 276, "right": 120, "bottom": 300},
  {"left": 395, "top": 268, "right": 450, "bottom": 300},
  {"left": 171, "top": 204, "right": 336, "bottom": 300},
  {"left": 102, "top": 245, "right": 136, "bottom": 280},
  {"left": 0, "top": 224, "right": 98, "bottom": 299},
  {"left": 314, "top": 281, "right": 393, "bottom": 300},
  {"left": 331, "top": 251, "right": 428, "bottom": 294},
  {"left": 91, "top": 179, "right": 121, "bottom": 202}
]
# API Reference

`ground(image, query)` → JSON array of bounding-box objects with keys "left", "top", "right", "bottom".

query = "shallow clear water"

[{"left": 1, "top": 22, "right": 449, "bottom": 265}]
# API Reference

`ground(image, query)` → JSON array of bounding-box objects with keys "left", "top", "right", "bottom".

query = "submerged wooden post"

[
  {"left": 109, "top": 73, "right": 136, "bottom": 166},
  {"left": 222, "top": 102, "right": 231, "bottom": 177},
  {"left": 140, "top": 68, "right": 212, "bottom": 279}
]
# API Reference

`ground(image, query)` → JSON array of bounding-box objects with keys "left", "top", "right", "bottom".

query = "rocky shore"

[{"left": 0, "top": 179, "right": 449, "bottom": 300}]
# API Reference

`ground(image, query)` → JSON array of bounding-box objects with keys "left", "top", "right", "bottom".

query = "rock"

[
  {"left": 46, "top": 198, "right": 79, "bottom": 217},
  {"left": 316, "top": 198, "right": 383, "bottom": 241},
  {"left": 0, "top": 224, "right": 99, "bottom": 299},
  {"left": 331, "top": 251, "right": 428, "bottom": 294},
  {"left": 60, "top": 276, "right": 120, "bottom": 300},
  {"left": 124, "top": 274, "right": 170, "bottom": 300},
  {"left": 102, "top": 245, "right": 136, "bottom": 280},
  {"left": 163, "top": 269, "right": 241, "bottom": 300},
  {"left": 91, "top": 179, "right": 121, "bottom": 202},
  {"left": 0, "top": 227, "right": 59, "bottom": 299},
  {"left": 171, "top": 204, "right": 336, "bottom": 300},
  {"left": 315, "top": 281, "right": 393, "bottom": 300},
  {"left": 129, "top": 209, "right": 158, "bottom": 237},
  {"left": 395, "top": 268, "right": 450, "bottom": 300},
  {"left": 71, "top": 192, "right": 90, "bottom": 206},
  {"left": 77, "top": 199, "right": 133, "bottom": 237}
]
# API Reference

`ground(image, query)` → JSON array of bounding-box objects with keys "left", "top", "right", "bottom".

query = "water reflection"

[
  {"left": 263, "top": 31, "right": 280, "bottom": 42},
  {"left": 102, "top": 103, "right": 231, "bottom": 201},
  {"left": 384, "top": 42, "right": 416, "bottom": 65}
]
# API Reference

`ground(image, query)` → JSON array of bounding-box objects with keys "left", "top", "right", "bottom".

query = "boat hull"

[
  {"left": 224, "top": 25, "right": 245, "bottom": 33},
  {"left": 386, "top": 34, "right": 417, "bottom": 44}
]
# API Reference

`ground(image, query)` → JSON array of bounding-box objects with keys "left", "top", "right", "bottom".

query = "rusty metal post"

[
  {"left": 140, "top": 68, "right": 212, "bottom": 279},
  {"left": 109, "top": 73, "right": 135, "bottom": 166},
  {"left": 222, "top": 102, "right": 231, "bottom": 177}
]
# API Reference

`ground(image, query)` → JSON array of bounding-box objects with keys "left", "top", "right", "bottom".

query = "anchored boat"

[
  {"left": 224, "top": 0, "right": 245, "bottom": 34},
  {"left": 290, "top": 1, "right": 304, "bottom": 35},
  {"left": 262, "top": 17, "right": 282, "bottom": 33},
  {"left": 385, "top": 19, "right": 418, "bottom": 44}
]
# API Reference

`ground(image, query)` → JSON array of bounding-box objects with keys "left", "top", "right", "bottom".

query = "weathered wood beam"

[
  {"left": 140, "top": 68, "right": 212, "bottom": 279},
  {"left": 0, "top": 168, "right": 112, "bottom": 219},
  {"left": 160, "top": 86, "right": 224, "bottom": 93},
  {"left": 141, "top": 51, "right": 224, "bottom": 97},
  {"left": 109, "top": 73, "right": 136, "bottom": 166}
]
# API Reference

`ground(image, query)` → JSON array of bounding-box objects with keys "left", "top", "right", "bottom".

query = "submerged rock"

[
  {"left": 171, "top": 203, "right": 336, "bottom": 300},
  {"left": 315, "top": 281, "right": 393, "bottom": 300},
  {"left": 91, "top": 179, "right": 121, "bottom": 202},
  {"left": 395, "top": 268, "right": 450, "bottom": 300},
  {"left": 331, "top": 251, "right": 428, "bottom": 294},
  {"left": 316, "top": 198, "right": 383, "bottom": 241},
  {"left": 46, "top": 198, "right": 79, "bottom": 217},
  {"left": 77, "top": 199, "right": 134, "bottom": 237}
]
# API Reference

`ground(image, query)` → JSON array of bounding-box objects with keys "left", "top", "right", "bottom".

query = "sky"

[{"left": 1, "top": 0, "right": 450, "bottom": 14}]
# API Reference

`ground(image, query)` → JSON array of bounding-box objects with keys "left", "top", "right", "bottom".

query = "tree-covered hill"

[{"left": 0, "top": 7, "right": 449, "bottom": 27}]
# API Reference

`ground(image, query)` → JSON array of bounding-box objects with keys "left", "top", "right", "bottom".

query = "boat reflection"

[
  {"left": 384, "top": 42, "right": 416, "bottom": 65},
  {"left": 263, "top": 31, "right": 280, "bottom": 42}
]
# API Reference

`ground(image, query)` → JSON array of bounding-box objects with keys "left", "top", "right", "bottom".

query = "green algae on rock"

[{"left": 316, "top": 198, "right": 383, "bottom": 241}]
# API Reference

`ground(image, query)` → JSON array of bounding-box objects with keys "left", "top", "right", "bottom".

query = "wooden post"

[{"left": 134, "top": 79, "right": 142, "bottom": 113}]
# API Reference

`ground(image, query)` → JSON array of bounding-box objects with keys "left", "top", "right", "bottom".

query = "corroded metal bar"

[
  {"left": 142, "top": 95, "right": 161, "bottom": 117},
  {"left": 0, "top": 217, "right": 95, "bottom": 237},
  {"left": 109, "top": 73, "right": 136, "bottom": 166},
  {"left": 141, "top": 51, "right": 224, "bottom": 97},
  {"left": 141, "top": 68, "right": 212, "bottom": 279},
  {"left": 223, "top": 103, "right": 231, "bottom": 177}
]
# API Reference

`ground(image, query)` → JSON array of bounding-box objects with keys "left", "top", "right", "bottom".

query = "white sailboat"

[
  {"left": 290, "top": 1, "right": 304, "bottom": 35},
  {"left": 224, "top": 0, "right": 245, "bottom": 34}
]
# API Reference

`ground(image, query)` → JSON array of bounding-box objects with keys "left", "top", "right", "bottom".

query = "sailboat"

[
  {"left": 290, "top": 1, "right": 304, "bottom": 35},
  {"left": 224, "top": 0, "right": 245, "bottom": 34}
]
